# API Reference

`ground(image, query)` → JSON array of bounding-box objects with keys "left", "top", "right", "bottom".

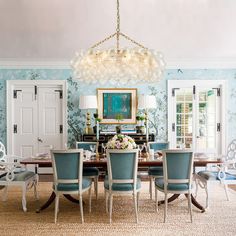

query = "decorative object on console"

[
  {"left": 97, "top": 88, "right": 137, "bottom": 124},
  {"left": 79, "top": 95, "right": 97, "bottom": 134},
  {"left": 93, "top": 113, "right": 102, "bottom": 140},
  {"left": 71, "top": 0, "right": 165, "bottom": 85},
  {"left": 138, "top": 95, "right": 157, "bottom": 142},
  {"left": 115, "top": 114, "right": 123, "bottom": 134},
  {"left": 107, "top": 134, "right": 137, "bottom": 150},
  {"left": 136, "top": 115, "right": 146, "bottom": 134}
]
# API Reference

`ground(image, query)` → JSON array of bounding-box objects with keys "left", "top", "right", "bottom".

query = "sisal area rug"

[{"left": 0, "top": 182, "right": 236, "bottom": 236}]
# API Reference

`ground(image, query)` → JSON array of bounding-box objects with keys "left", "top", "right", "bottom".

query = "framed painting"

[{"left": 97, "top": 88, "right": 137, "bottom": 124}]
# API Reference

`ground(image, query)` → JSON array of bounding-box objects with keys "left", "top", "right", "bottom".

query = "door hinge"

[
  {"left": 193, "top": 85, "right": 196, "bottom": 95},
  {"left": 13, "top": 124, "right": 17, "bottom": 133},
  {"left": 172, "top": 123, "right": 175, "bottom": 132},
  {"left": 13, "top": 90, "right": 22, "bottom": 98},
  {"left": 55, "top": 90, "right": 63, "bottom": 99},
  {"left": 34, "top": 86, "right": 37, "bottom": 100},
  {"left": 213, "top": 88, "right": 220, "bottom": 96},
  {"left": 217, "top": 123, "right": 221, "bottom": 132},
  {"left": 60, "top": 125, "right": 63, "bottom": 133},
  {"left": 172, "top": 88, "right": 180, "bottom": 97}
]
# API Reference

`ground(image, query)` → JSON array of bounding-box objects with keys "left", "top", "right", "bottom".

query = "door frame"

[
  {"left": 167, "top": 80, "right": 227, "bottom": 154},
  {"left": 7, "top": 80, "right": 67, "bottom": 154}
]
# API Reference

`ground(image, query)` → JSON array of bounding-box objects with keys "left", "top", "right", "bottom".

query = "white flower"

[{"left": 107, "top": 134, "right": 136, "bottom": 150}]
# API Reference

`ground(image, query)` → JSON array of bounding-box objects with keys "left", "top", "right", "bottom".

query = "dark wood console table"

[{"left": 82, "top": 133, "right": 155, "bottom": 152}]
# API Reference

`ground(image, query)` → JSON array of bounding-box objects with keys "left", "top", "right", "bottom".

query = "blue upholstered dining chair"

[
  {"left": 51, "top": 149, "right": 92, "bottom": 223},
  {"left": 105, "top": 149, "right": 141, "bottom": 223},
  {"left": 195, "top": 139, "right": 236, "bottom": 208},
  {"left": 155, "top": 150, "right": 194, "bottom": 223},
  {"left": 147, "top": 142, "right": 169, "bottom": 199},
  {"left": 76, "top": 142, "right": 99, "bottom": 199},
  {"left": 0, "top": 142, "right": 38, "bottom": 212}
]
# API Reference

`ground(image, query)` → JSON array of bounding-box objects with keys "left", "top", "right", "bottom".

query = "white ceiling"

[{"left": 0, "top": 0, "right": 236, "bottom": 67}]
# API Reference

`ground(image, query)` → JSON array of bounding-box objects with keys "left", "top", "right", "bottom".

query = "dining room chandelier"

[{"left": 71, "top": 0, "right": 165, "bottom": 85}]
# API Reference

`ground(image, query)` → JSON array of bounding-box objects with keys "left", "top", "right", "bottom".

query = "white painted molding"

[{"left": 0, "top": 57, "right": 236, "bottom": 69}]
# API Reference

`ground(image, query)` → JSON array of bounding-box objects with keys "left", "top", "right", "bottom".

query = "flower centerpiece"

[{"left": 107, "top": 134, "right": 137, "bottom": 150}]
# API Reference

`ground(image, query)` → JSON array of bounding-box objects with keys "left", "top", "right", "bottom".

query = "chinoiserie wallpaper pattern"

[{"left": 0, "top": 69, "right": 236, "bottom": 149}]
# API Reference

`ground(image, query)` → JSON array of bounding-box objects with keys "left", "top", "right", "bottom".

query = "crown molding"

[{"left": 0, "top": 57, "right": 236, "bottom": 69}]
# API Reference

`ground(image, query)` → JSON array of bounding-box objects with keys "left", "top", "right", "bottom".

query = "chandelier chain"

[
  {"left": 116, "top": 0, "right": 120, "bottom": 52},
  {"left": 90, "top": 32, "right": 117, "bottom": 49}
]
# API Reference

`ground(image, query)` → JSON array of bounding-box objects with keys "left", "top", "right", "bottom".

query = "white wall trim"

[{"left": 0, "top": 58, "right": 236, "bottom": 69}]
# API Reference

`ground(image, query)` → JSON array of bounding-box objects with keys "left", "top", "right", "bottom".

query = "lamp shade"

[
  {"left": 138, "top": 95, "right": 156, "bottom": 109},
  {"left": 79, "top": 95, "right": 97, "bottom": 109}
]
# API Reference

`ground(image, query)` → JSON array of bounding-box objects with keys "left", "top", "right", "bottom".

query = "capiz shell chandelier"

[{"left": 71, "top": 0, "right": 165, "bottom": 85}]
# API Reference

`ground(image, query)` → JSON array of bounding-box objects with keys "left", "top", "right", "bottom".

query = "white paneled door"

[{"left": 7, "top": 81, "right": 67, "bottom": 157}]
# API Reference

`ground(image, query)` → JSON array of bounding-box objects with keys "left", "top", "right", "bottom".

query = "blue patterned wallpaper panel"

[{"left": 0, "top": 69, "right": 236, "bottom": 148}]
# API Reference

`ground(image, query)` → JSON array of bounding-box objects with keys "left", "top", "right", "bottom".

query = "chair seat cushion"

[
  {"left": 104, "top": 176, "right": 141, "bottom": 191},
  {"left": 83, "top": 167, "right": 99, "bottom": 177},
  {"left": 0, "top": 171, "right": 35, "bottom": 182},
  {"left": 148, "top": 167, "right": 163, "bottom": 176},
  {"left": 197, "top": 171, "right": 236, "bottom": 181},
  {"left": 54, "top": 178, "right": 92, "bottom": 191},
  {"left": 155, "top": 178, "right": 190, "bottom": 191}
]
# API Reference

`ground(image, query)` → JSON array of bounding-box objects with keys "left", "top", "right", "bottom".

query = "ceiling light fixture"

[{"left": 71, "top": 0, "right": 165, "bottom": 85}]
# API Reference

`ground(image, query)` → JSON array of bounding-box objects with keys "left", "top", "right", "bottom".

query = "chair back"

[
  {"left": 51, "top": 149, "right": 83, "bottom": 191},
  {"left": 0, "top": 142, "right": 6, "bottom": 162},
  {"left": 226, "top": 139, "right": 236, "bottom": 161},
  {"left": 106, "top": 149, "right": 139, "bottom": 191},
  {"left": 148, "top": 142, "right": 169, "bottom": 152},
  {"left": 76, "top": 142, "right": 98, "bottom": 152},
  {"left": 163, "top": 150, "right": 194, "bottom": 190}
]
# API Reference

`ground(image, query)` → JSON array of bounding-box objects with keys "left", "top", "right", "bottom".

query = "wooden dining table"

[{"left": 21, "top": 155, "right": 222, "bottom": 213}]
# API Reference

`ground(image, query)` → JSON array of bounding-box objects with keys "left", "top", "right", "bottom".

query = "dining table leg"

[
  {"left": 158, "top": 194, "right": 180, "bottom": 205},
  {"left": 36, "top": 192, "right": 81, "bottom": 213},
  {"left": 158, "top": 193, "right": 205, "bottom": 213},
  {"left": 36, "top": 192, "right": 56, "bottom": 213}
]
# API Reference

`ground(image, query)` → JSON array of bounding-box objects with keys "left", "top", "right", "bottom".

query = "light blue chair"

[
  {"left": 195, "top": 139, "right": 236, "bottom": 208},
  {"left": 51, "top": 149, "right": 92, "bottom": 223},
  {"left": 147, "top": 142, "right": 169, "bottom": 199},
  {"left": 76, "top": 142, "right": 99, "bottom": 199},
  {"left": 105, "top": 149, "right": 141, "bottom": 223},
  {"left": 155, "top": 150, "right": 194, "bottom": 223}
]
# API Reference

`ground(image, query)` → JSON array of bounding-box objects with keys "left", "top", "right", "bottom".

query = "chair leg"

[
  {"left": 194, "top": 176, "right": 199, "bottom": 198},
  {"left": 94, "top": 176, "right": 98, "bottom": 200},
  {"left": 223, "top": 183, "right": 230, "bottom": 201},
  {"left": 109, "top": 194, "right": 113, "bottom": 224},
  {"left": 188, "top": 193, "right": 193, "bottom": 223},
  {"left": 149, "top": 176, "right": 153, "bottom": 199},
  {"left": 105, "top": 191, "right": 109, "bottom": 213},
  {"left": 88, "top": 187, "right": 92, "bottom": 213},
  {"left": 133, "top": 193, "right": 138, "bottom": 223},
  {"left": 54, "top": 194, "right": 59, "bottom": 223},
  {"left": 164, "top": 193, "right": 168, "bottom": 223},
  {"left": 80, "top": 194, "right": 84, "bottom": 223},
  {"left": 22, "top": 184, "right": 27, "bottom": 212},
  {"left": 155, "top": 188, "right": 158, "bottom": 212},
  {"left": 2, "top": 186, "right": 8, "bottom": 201},
  {"left": 205, "top": 182, "right": 209, "bottom": 209},
  {"left": 34, "top": 178, "right": 39, "bottom": 200},
  {"left": 137, "top": 191, "right": 140, "bottom": 212}
]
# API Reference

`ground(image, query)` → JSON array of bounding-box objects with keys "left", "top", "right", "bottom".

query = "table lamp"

[
  {"left": 138, "top": 95, "right": 156, "bottom": 142},
  {"left": 79, "top": 95, "right": 97, "bottom": 134}
]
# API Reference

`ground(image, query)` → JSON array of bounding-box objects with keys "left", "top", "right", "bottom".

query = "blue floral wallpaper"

[{"left": 0, "top": 68, "right": 236, "bottom": 149}]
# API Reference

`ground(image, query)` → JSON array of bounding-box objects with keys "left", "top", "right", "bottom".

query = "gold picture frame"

[{"left": 97, "top": 88, "right": 137, "bottom": 124}]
